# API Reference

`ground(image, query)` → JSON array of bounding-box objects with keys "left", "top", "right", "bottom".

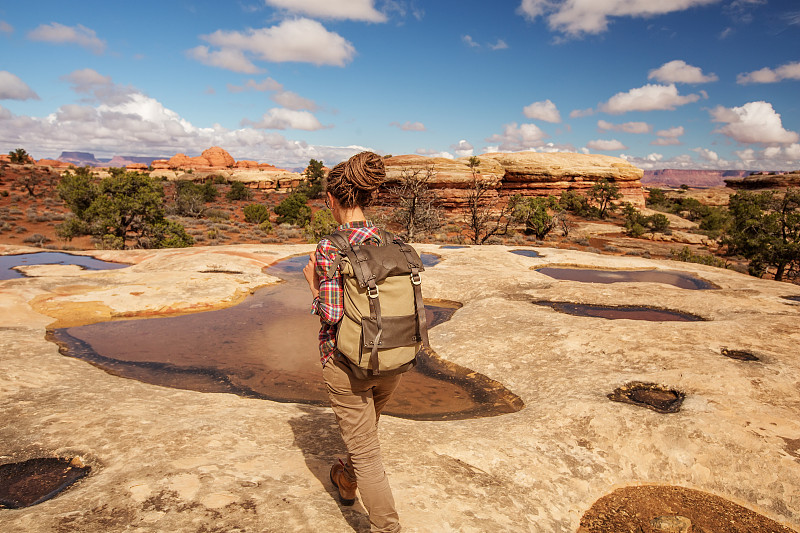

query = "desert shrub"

[
  {"left": 259, "top": 220, "right": 273, "bottom": 233},
  {"left": 588, "top": 179, "right": 622, "bottom": 219},
  {"left": 274, "top": 192, "right": 311, "bottom": 225},
  {"left": 23, "top": 234, "right": 51, "bottom": 246},
  {"left": 1, "top": 190, "right": 8, "bottom": 197},
  {"left": 558, "top": 190, "right": 593, "bottom": 217},
  {"left": 304, "top": 209, "right": 337, "bottom": 242},
  {"left": 513, "top": 195, "right": 560, "bottom": 240},
  {"left": 226, "top": 181, "right": 253, "bottom": 201},
  {"left": 15, "top": 226, "right": 27, "bottom": 233},
  {"left": 671, "top": 246, "right": 728, "bottom": 268},
  {"left": 295, "top": 158, "right": 325, "bottom": 199},
  {"left": 204, "top": 209, "right": 230, "bottom": 221},
  {"left": 211, "top": 174, "right": 227, "bottom": 185},
  {"left": 243, "top": 203, "right": 271, "bottom": 224},
  {"left": 200, "top": 181, "right": 218, "bottom": 202},
  {"left": 623, "top": 204, "right": 671, "bottom": 236}
]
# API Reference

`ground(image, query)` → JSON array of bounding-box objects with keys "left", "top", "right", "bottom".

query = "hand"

[{"left": 303, "top": 253, "right": 320, "bottom": 299}]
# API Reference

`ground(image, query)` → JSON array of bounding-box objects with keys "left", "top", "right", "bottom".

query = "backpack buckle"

[
  {"left": 410, "top": 271, "right": 421, "bottom": 285},
  {"left": 367, "top": 286, "right": 379, "bottom": 299}
]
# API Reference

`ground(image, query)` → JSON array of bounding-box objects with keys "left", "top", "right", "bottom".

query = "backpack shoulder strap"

[{"left": 324, "top": 230, "right": 351, "bottom": 279}]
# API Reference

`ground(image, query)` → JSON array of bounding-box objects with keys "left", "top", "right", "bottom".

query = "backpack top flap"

[{"left": 326, "top": 230, "right": 424, "bottom": 289}]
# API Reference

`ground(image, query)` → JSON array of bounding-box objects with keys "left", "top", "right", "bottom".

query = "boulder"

[
  {"left": 151, "top": 160, "right": 170, "bottom": 170},
  {"left": 168, "top": 154, "right": 191, "bottom": 168},
  {"left": 202, "top": 147, "right": 235, "bottom": 168},
  {"left": 235, "top": 160, "right": 259, "bottom": 169}
]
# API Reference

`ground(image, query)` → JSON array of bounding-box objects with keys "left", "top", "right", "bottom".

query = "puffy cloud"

[
  {"left": 656, "top": 126, "right": 684, "bottom": 138},
  {"left": 0, "top": 21, "right": 13, "bottom": 34},
  {"left": 264, "top": 0, "right": 387, "bottom": 22},
  {"left": 60, "top": 68, "right": 138, "bottom": 106},
  {"left": 0, "top": 71, "right": 40, "bottom": 100},
  {"left": 227, "top": 78, "right": 283, "bottom": 93},
  {"left": 599, "top": 84, "right": 701, "bottom": 114},
  {"left": 484, "top": 122, "right": 548, "bottom": 151},
  {"left": 390, "top": 121, "right": 426, "bottom": 131},
  {"left": 523, "top": 99, "right": 561, "bottom": 123},
  {"left": 648, "top": 60, "right": 718, "bottom": 83},
  {"left": 243, "top": 108, "right": 325, "bottom": 130},
  {"left": 450, "top": 139, "right": 474, "bottom": 158},
  {"left": 27, "top": 23, "right": 105, "bottom": 54},
  {"left": 415, "top": 148, "right": 454, "bottom": 159},
  {"left": 651, "top": 137, "right": 681, "bottom": 146},
  {"left": 188, "top": 46, "right": 261, "bottom": 74},
  {"left": 271, "top": 91, "right": 319, "bottom": 111},
  {"left": 710, "top": 101, "right": 799, "bottom": 145},
  {"left": 597, "top": 120, "right": 651, "bottom": 133},
  {"left": 462, "top": 35, "right": 479, "bottom": 47},
  {"left": 489, "top": 39, "right": 509, "bottom": 50},
  {"left": 569, "top": 107, "right": 594, "bottom": 118},
  {"left": 586, "top": 139, "right": 627, "bottom": 151},
  {"left": 692, "top": 147, "right": 719, "bottom": 161},
  {"left": 737, "top": 61, "right": 800, "bottom": 84},
  {"left": 191, "top": 18, "right": 356, "bottom": 71},
  {"left": 517, "top": 0, "right": 719, "bottom": 37}
]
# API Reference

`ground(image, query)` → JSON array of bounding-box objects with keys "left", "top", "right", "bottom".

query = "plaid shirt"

[{"left": 311, "top": 220, "right": 383, "bottom": 367}]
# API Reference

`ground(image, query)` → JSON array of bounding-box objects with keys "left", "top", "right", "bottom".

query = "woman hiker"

[{"left": 302, "top": 151, "right": 403, "bottom": 533}]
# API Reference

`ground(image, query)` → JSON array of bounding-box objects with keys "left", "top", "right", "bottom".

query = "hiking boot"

[{"left": 329, "top": 459, "right": 357, "bottom": 506}]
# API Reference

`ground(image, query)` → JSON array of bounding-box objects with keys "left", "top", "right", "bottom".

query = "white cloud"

[
  {"left": 462, "top": 35, "right": 479, "bottom": 47},
  {"left": 484, "top": 122, "right": 548, "bottom": 151},
  {"left": 0, "top": 85, "right": 359, "bottom": 168},
  {"left": 0, "top": 71, "right": 40, "bottom": 101},
  {"left": 272, "top": 91, "right": 319, "bottom": 111},
  {"left": 523, "top": 99, "right": 561, "bottom": 123},
  {"left": 227, "top": 78, "right": 283, "bottom": 93},
  {"left": 692, "top": 147, "right": 719, "bottom": 161},
  {"left": 27, "top": 23, "right": 106, "bottom": 54},
  {"left": 569, "top": 107, "right": 594, "bottom": 118},
  {"left": 415, "top": 149, "right": 454, "bottom": 159},
  {"left": 264, "top": 0, "right": 387, "bottom": 22},
  {"left": 599, "top": 83, "right": 701, "bottom": 114},
  {"left": 597, "top": 120, "right": 651, "bottom": 133},
  {"left": 737, "top": 61, "right": 800, "bottom": 84},
  {"left": 191, "top": 18, "right": 356, "bottom": 71},
  {"left": 0, "top": 21, "right": 13, "bottom": 34},
  {"left": 489, "top": 39, "right": 509, "bottom": 50},
  {"left": 450, "top": 139, "right": 474, "bottom": 157},
  {"left": 648, "top": 60, "right": 718, "bottom": 83},
  {"left": 390, "top": 121, "right": 426, "bottom": 131},
  {"left": 188, "top": 46, "right": 261, "bottom": 74},
  {"left": 243, "top": 108, "right": 325, "bottom": 130},
  {"left": 710, "top": 101, "right": 799, "bottom": 145},
  {"left": 60, "top": 68, "right": 138, "bottom": 106},
  {"left": 656, "top": 126, "right": 684, "bottom": 138},
  {"left": 517, "top": 0, "right": 719, "bottom": 37},
  {"left": 586, "top": 139, "right": 627, "bottom": 151}
]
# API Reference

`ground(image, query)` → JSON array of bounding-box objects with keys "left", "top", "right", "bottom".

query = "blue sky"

[{"left": 0, "top": 0, "right": 798, "bottom": 170}]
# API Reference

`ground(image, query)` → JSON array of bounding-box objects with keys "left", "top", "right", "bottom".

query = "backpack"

[{"left": 325, "top": 229, "right": 430, "bottom": 377}]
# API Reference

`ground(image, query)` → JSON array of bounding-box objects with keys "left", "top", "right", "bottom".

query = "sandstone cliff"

[
  {"left": 384, "top": 152, "right": 645, "bottom": 210},
  {"left": 724, "top": 171, "right": 800, "bottom": 190},
  {"left": 643, "top": 169, "right": 750, "bottom": 188}
]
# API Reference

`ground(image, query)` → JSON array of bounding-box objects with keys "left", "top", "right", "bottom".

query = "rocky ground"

[{"left": 1, "top": 242, "right": 799, "bottom": 532}]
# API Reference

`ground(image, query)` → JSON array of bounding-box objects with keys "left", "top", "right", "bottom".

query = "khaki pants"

[{"left": 323, "top": 355, "right": 402, "bottom": 533}]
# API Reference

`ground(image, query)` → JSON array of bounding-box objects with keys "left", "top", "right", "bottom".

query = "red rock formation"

[
  {"left": 202, "top": 146, "right": 235, "bottom": 168},
  {"left": 643, "top": 169, "right": 750, "bottom": 188},
  {"left": 36, "top": 159, "right": 72, "bottom": 168},
  {"left": 724, "top": 171, "right": 800, "bottom": 190},
  {"left": 125, "top": 163, "right": 149, "bottom": 171},
  {"left": 235, "top": 160, "right": 259, "bottom": 169}
]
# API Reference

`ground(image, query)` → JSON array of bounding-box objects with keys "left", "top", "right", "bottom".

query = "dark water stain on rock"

[
  {"left": 510, "top": 249, "right": 540, "bottom": 258},
  {"left": 0, "top": 252, "right": 129, "bottom": 280},
  {"left": 782, "top": 295, "right": 800, "bottom": 303},
  {"left": 722, "top": 348, "right": 760, "bottom": 361},
  {"left": 49, "top": 255, "right": 523, "bottom": 421},
  {"left": 607, "top": 382, "right": 685, "bottom": 414},
  {"left": 439, "top": 245, "right": 469, "bottom": 250},
  {"left": 535, "top": 267, "right": 717, "bottom": 290},
  {"left": 533, "top": 301, "right": 706, "bottom": 322},
  {"left": 0, "top": 457, "right": 90, "bottom": 509}
]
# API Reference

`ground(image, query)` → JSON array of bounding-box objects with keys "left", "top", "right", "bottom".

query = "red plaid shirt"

[{"left": 311, "top": 220, "right": 383, "bottom": 367}]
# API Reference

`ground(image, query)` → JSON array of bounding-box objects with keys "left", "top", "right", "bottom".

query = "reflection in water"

[
  {"left": 535, "top": 267, "right": 716, "bottom": 290},
  {"left": 50, "top": 254, "right": 523, "bottom": 420},
  {"left": 533, "top": 301, "right": 705, "bottom": 322},
  {"left": 510, "top": 249, "right": 540, "bottom": 258},
  {"left": 0, "top": 252, "right": 129, "bottom": 280}
]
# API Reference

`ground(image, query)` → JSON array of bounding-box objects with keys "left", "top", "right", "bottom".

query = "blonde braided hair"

[{"left": 326, "top": 151, "right": 385, "bottom": 208}]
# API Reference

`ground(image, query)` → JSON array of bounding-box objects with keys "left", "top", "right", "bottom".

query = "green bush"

[
  {"left": 274, "top": 192, "right": 311, "bottom": 225},
  {"left": 259, "top": 220, "right": 273, "bottom": 233},
  {"left": 304, "top": 209, "right": 337, "bottom": 242},
  {"left": 243, "top": 203, "right": 271, "bottom": 224},
  {"left": 558, "top": 190, "right": 593, "bottom": 217},
  {"left": 671, "top": 246, "right": 727, "bottom": 268},
  {"left": 226, "top": 181, "right": 253, "bottom": 201}
]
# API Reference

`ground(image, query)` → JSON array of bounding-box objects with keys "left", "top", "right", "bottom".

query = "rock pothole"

[
  {"left": 722, "top": 348, "right": 760, "bottom": 361},
  {"left": 0, "top": 457, "right": 90, "bottom": 509},
  {"left": 607, "top": 382, "right": 685, "bottom": 414},
  {"left": 534, "top": 266, "right": 717, "bottom": 290},
  {"left": 510, "top": 249, "right": 540, "bottom": 258},
  {"left": 533, "top": 301, "right": 706, "bottom": 322}
]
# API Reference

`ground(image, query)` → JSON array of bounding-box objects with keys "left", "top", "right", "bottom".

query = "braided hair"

[{"left": 326, "top": 151, "right": 385, "bottom": 208}]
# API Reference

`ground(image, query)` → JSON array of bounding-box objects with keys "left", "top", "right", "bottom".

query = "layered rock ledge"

[{"left": 1, "top": 243, "right": 798, "bottom": 532}]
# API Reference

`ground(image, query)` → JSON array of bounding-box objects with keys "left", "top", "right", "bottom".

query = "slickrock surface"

[{"left": 1, "top": 243, "right": 798, "bottom": 532}]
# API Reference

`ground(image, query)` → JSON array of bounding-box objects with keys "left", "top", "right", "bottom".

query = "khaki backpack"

[{"left": 325, "top": 229, "right": 430, "bottom": 377}]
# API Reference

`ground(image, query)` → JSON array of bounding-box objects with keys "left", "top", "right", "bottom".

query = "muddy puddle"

[
  {"left": 533, "top": 301, "right": 705, "bottom": 322},
  {"left": 0, "top": 252, "right": 129, "bottom": 280},
  {"left": 49, "top": 254, "right": 523, "bottom": 421},
  {"left": 535, "top": 267, "right": 716, "bottom": 290},
  {"left": 0, "top": 457, "right": 90, "bottom": 509}
]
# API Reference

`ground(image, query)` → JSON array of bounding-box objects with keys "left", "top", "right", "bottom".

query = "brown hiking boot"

[{"left": 329, "top": 459, "right": 357, "bottom": 506}]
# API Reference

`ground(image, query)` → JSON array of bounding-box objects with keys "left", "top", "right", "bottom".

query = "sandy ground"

[{"left": 1, "top": 242, "right": 799, "bottom": 532}]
